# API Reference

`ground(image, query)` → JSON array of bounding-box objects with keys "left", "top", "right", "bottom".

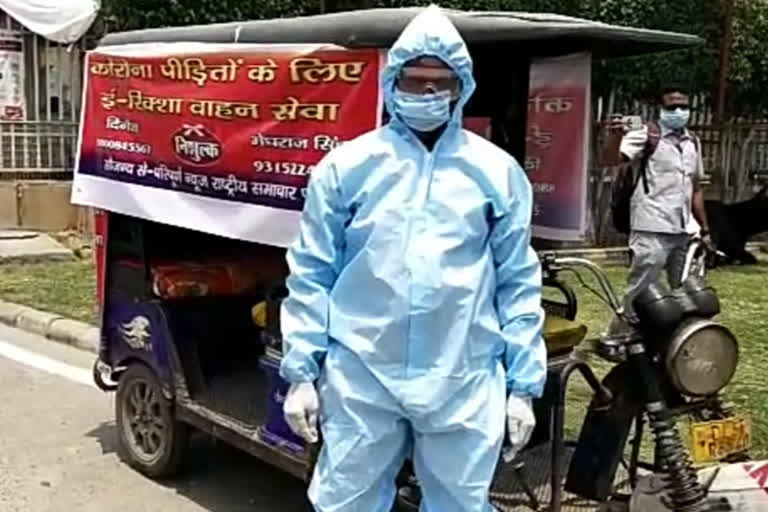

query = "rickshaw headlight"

[{"left": 665, "top": 320, "right": 738, "bottom": 397}]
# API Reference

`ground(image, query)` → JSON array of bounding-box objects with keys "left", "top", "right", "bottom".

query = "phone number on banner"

[
  {"left": 253, "top": 159, "right": 314, "bottom": 177},
  {"left": 96, "top": 138, "right": 152, "bottom": 155}
]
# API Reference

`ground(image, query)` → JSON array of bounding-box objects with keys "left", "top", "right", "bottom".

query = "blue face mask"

[
  {"left": 659, "top": 107, "right": 690, "bottom": 130},
  {"left": 392, "top": 89, "right": 452, "bottom": 132}
]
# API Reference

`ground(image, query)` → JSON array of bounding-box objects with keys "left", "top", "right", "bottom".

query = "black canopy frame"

[{"left": 98, "top": 7, "right": 701, "bottom": 60}]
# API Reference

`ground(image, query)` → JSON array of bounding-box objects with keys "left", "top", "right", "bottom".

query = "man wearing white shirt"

[{"left": 615, "top": 84, "right": 712, "bottom": 326}]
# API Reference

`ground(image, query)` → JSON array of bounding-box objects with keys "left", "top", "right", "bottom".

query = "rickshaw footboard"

[{"left": 491, "top": 442, "right": 632, "bottom": 512}]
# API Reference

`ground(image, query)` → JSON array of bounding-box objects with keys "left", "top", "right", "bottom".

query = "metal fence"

[
  {"left": 696, "top": 124, "right": 768, "bottom": 202},
  {"left": 0, "top": 12, "right": 84, "bottom": 178}
]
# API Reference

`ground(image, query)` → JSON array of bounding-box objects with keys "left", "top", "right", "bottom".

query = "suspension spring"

[{"left": 647, "top": 407, "right": 708, "bottom": 512}]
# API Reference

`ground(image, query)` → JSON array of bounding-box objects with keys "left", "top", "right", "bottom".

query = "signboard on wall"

[
  {"left": 0, "top": 28, "right": 24, "bottom": 120},
  {"left": 525, "top": 52, "right": 591, "bottom": 241}
]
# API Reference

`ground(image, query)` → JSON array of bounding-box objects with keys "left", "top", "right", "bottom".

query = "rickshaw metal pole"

[
  {"left": 512, "top": 462, "right": 541, "bottom": 511},
  {"left": 549, "top": 357, "right": 613, "bottom": 512},
  {"left": 551, "top": 399, "right": 565, "bottom": 512},
  {"left": 549, "top": 360, "right": 575, "bottom": 512},
  {"left": 629, "top": 414, "right": 644, "bottom": 489}
]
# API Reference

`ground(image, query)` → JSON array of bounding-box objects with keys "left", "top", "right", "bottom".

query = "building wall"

[
  {"left": 0, "top": 11, "right": 88, "bottom": 231},
  {"left": 0, "top": 10, "right": 84, "bottom": 175},
  {"left": 0, "top": 180, "right": 86, "bottom": 231}
]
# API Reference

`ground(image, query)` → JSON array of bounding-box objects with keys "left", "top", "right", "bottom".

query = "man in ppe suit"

[{"left": 279, "top": 5, "right": 546, "bottom": 511}]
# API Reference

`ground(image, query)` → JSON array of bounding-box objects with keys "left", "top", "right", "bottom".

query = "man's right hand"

[
  {"left": 598, "top": 115, "right": 631, "bottom": 167},
  {"left": 283, "top": 382, "right": 319, "bottom": 443},
  {"left": 607, "top": 116, "right": 630, "bottom": 134}
]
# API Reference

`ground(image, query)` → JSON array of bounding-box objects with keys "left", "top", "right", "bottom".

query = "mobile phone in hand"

[{"left": 622, "top": 115, "right": 643, "bottom": 131}]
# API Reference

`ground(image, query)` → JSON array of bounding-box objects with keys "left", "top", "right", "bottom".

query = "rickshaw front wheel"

[{"left": 116, "top": 363, "right": 188, "bottom": 478}]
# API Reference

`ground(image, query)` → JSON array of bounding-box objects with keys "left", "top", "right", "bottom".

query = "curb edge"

[{"left": 0, "top": 300, "right": 98, "bottom": 354}]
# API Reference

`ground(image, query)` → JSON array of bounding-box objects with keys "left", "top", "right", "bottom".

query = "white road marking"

[{"left": 0, "top": 339, "right": 95, "bottom": 388}]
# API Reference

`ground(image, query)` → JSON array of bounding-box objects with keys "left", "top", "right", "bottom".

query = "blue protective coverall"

[{"left": 279, "top": 5, "right": 546, "bottom": 511}]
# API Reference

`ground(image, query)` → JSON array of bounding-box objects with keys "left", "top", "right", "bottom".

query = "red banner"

[
  {"left": 525, "top": 53, "right": 590, "bottom": 241},
  {"left": 73, "top": 45, "right": 383, "bottom": 242}
]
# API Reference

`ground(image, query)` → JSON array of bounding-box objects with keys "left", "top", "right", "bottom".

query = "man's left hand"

[
  {"left": 502, "top": 394, "right": 536, "bottom": 462},
  {"left": 701, "top": 232, "right": 714, "bottom": 252}
]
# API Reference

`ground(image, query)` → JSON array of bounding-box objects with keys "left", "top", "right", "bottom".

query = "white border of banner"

[
  {"left": 71, "top": 42, "right": 386, "bottom": 248},
  {"left": 73, "top": 173, "right": 304, "bottom": 246}
]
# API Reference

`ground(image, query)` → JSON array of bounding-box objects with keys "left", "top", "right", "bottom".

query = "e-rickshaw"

[{"left": 78, "top": 7, "right": 764, "bottom": 512}]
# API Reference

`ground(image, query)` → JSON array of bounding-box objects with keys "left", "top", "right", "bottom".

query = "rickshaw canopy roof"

[{"left": 98, "top": 7, "right": 701, "bottom": 59}]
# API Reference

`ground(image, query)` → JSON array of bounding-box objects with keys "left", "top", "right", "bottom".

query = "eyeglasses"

[{"left": 396, "top": 66, "right": 460, "bottom": 95}]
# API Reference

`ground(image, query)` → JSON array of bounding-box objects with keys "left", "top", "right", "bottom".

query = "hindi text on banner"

[
  {"left": 161, "top": 57, "right": 244, "bottom": 87},
  {"left": 91, "top": 58, "right": 153, "bottom": 79},
  {"left": 289, "top": 57, "right": 367, "bottom": 84},
  {"left": 271, "top": 96, "right": 340, "bottom": 122}
]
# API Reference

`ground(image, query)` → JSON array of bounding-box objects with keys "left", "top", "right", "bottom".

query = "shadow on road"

[
  {"left": 86, "top": 421, "right": 119, "bottom": 454},
  {"left": 86, "top": 421, "right": 312, "bottom": 512}
]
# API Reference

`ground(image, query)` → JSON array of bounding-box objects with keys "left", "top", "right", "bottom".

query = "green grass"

[
  {"left": 0, "top": 257, "right": 764, "bottom": 459},
  {"left": 0, "top": 259, "right": 98, "bottom": 325}
]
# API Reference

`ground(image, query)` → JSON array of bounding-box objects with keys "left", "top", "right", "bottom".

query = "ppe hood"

[{"left": 381, "top": 4, "right": 475, "bottom": 131}]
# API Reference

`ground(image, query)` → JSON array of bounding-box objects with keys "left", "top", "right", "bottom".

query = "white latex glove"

[
  {"left": 502, "top": 394, "right": 536, "bottom": 463},
  {"left": 283, "top": 382, "right": 319, "bottom": 443}
]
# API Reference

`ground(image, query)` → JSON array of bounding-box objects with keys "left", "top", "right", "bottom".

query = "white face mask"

[
  {"left": 659, "top": 107, "right": 690, "bottom": 130},
  {"left": 392, "top": 89, "right": 452, "bottom": 132}
]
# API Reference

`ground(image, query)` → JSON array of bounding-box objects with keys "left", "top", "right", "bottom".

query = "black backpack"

[{"left": 610, "top": 122, "right": 661, "bottom": 235}]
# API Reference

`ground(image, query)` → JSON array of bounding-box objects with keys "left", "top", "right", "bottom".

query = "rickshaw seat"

[{"left": 543, "top": 313, "right": 587, "bottom": 356}]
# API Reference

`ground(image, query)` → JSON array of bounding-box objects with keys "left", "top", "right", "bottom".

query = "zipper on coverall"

[{"left": 405, "top": 146, "right": 436, "bottom": 379}]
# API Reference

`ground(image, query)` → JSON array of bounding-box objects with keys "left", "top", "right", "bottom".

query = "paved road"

[{"left": 0, "top": 324, "right": 312, "bottom": 512}]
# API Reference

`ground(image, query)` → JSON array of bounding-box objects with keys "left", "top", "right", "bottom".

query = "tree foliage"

[
  {"left": 97, "top": 0, "right": 767, "bottom": 118},
  {"left": 729, "top": 0, "right": 768, "bottom": 117}
]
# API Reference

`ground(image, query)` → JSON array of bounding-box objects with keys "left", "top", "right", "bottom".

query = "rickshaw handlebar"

[{"left": 539, "top": 253, "right": 624, "bottom": 314}]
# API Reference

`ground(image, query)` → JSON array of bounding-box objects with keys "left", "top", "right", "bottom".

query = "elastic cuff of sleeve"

[
  {"left": 279, "top": 365, "right": 318, "bottom": 384},
  {"left": 507, "top": 382, "right": 544, "bottom": 400}
]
